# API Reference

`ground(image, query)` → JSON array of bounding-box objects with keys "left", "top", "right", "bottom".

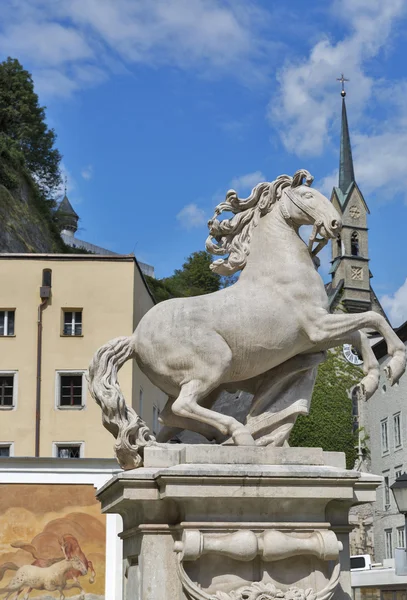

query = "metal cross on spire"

[
  {"left": 64, "top": 175, "right": 68, "bottom": 196},
  {"left": 337, "top": 73, "right": 349, "bottom": 97}
]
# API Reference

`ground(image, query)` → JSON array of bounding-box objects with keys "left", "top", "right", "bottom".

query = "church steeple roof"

[
  {"left": 55, "top": 193, "right": 79, "bottom": 235},
  {"left": 332, "top": 76, "right": 369, "bottom": 213},
  {"left": 339, "top": 96, "right": 355, "bottom": 195},
  {"left": 58, "top": 194, "right": 79, "bottom": 219}
]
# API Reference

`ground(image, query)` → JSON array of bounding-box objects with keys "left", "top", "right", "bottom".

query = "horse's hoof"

[
  {"left": 232, "top": 429, "right": 255, "bottom": 446},
  {"left": 357, "top": 371, "right": 379, "bottom": 401},
  {"left": 354, "top": 383, "right": 366, "bottom": 402},
  {"left": 385, "top": 352, "right": 406, "bottom": 385}
]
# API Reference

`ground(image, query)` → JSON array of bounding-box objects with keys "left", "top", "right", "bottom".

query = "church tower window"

[
  {"left": 336, "top": 236, "right": 342, "bottom": 256},
  {"left": 351, "top": 231, "right": 359, "bottom": 256}
]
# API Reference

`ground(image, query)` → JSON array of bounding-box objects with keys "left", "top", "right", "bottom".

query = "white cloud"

[
  {"left": 176, "top": 203, "right": 206, "bottom": 229},
  {"left": 0, "top": 21, "right": 93, "bottom": 66},
  {"left": 56, "top": 163, "right": 83, "bottom": 206},
  {"left": 81, "top": 165, "right": 93, "bottom": 180},
  {"left": 318, "top": 170, "right": 337, "bottom": 198},
  {"left": 0, "top": 0, "right": 271, "bottom": 98},
  {"left": 230, "top": 171, "right": 265, "bottom": 192},
  {"left": 270, "top": 0, "right": 405, "bottom": 156},
  {"left": 381, "top": 278, "right": 407, "bottom": 327},
  {"left": 318, "top": 127, "right": 407, "bottom": 201}
]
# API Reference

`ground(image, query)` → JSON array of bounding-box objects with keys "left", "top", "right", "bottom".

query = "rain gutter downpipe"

[{"left": 35, "top": 270, "right": 52, "bottom": 457}]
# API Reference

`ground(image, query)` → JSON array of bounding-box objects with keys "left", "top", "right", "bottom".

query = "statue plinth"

[{"left": 97, "top": 446, "right": 380, "bottom": 600}]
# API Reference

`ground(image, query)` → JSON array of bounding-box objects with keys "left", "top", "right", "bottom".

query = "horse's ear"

[
  {"left": 291, "top": 170, "right": 314, "bottom": 188},
  {"left": 58, "top": 538, "right": 68, "bottom": 558}
]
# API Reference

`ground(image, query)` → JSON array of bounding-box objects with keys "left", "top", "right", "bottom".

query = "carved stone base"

[{"left": 96, "top": 446, "right": 380, "bottom": 600}]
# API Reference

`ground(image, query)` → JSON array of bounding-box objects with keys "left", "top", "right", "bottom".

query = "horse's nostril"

[{"left": 331, "top": 219, "right": 340, "bottom": 229}]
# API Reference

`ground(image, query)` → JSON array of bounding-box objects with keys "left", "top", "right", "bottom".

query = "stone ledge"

[{"left": 143, "top": 444, "right": 346, "bottom": 469}]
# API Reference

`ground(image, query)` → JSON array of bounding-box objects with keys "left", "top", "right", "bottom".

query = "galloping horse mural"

[{"left": 89, "top": 170, "right": 406, "bottom": 469}]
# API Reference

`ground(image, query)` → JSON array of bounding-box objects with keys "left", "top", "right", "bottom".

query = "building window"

[
  {"left": 153, "top": 405, "right": 160, "bottom": 435},
  {"left": 385, "top": 529, "right": 393, "bottom": 559},
  {"left": 397, "top": 526, "right": 406, "bottom": 549},
  {"left": 381, "top": 419, "right": 389, "bottom": 454},
  {"left": 0, "top": 310, "right": 15, "bottom": 336},
  {"left": 0, "top": 373, "right": 17, "bottom": 409},
  {"left": 0, "top": 444, "right": 11, "bottom": 457},
  {"left": 336, "top": 236, "right": 342, "bottom": 256},
  {"left": 139, "top": 388, "right": 143, "bottom": 417},
  {"left": 394, "top": 413, "right": 402, "bottom": 448},
  {"left": 381, "top": 419, "right": 389, "bottom": 453},
  {"left": 54, "top": 443, "right": 83, "bottom": 458},
  {"left": 351, "top": 231, "right": 359, "bottom": 256},
  {"left": 62, "top": 310, "right": 82, "bottom": 336},
  {"left": 384, "top": 474, "right": 391, "bottom": 508},
  {"left": 56, "top": 372, "right": 85, "bottom": 408},
  {"left": 351, "top": 388, "right": 359, "bottom": 433},
  {"left": 42, "top": 269, "right": 52, "bottom": 287}
]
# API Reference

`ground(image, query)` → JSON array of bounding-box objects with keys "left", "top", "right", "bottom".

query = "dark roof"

[
  {"left": 373, "top": 321, "right": 407, "bottom": 359},
  {"left": 339, "top": 97, "right": 355, "bottom": 195},
  {"left": 332, "top": 97, "right": 370, "bottom": 214},
  {"left": 325, "top": 278, "right": 344, "bottom": 310},
  {"left": 56, "top": 195, "right": 79, "bottom": 219}
]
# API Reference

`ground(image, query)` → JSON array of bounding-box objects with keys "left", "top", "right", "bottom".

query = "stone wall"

[{"left": 0, "top": 176, "right": 65, "bottom": 253}]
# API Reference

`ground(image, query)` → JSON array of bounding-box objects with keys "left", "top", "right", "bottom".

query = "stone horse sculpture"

[{"left": 89, "top": 169, "right": 406, "bottom": 469}]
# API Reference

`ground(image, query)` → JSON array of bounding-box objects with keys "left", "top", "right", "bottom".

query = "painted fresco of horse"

[
  {"left": 0, "top": 535, "right": 95, "bottom": 599},
  {"left": 0, "top": 556, "right": 87, "bottom": 600}
]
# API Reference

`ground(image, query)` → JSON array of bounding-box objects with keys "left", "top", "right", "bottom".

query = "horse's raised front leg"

[
  {"left": 313, "top": 330, "right": 380, "bottom": 400},
  {"left": 306, "top": 311, "right": 405, "bottom": 386}
]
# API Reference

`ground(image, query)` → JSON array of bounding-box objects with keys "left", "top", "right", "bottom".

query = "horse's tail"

[
  {"left": 88, "top": 336, "right": 155, "bottom": 470},
  {"left": 10, "top": 542, "right": 39, "bottom": 559},
  {"left": 0, "top": 562, "right": 18, "bottom": 581}
]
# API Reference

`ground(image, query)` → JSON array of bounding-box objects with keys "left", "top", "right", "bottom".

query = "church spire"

[
  {"left": 337, "top": 74, "right": 355, "bottom": 195},
  {"left": 55, "top": 179, "right": 79, "bottom": 236}
]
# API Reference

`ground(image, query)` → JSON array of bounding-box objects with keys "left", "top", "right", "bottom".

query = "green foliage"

[
  {"left": 145, "top": 276, "right": 175, "bottom": 303},
  {"left": 289, "top": 348, "right": 362, "bottom": 469},
  {"left": 0, "top": 135, "right": 25, "bottom": 189},
  {"left": 0, "top": 57, "right": 61, "bottom": 196},
  {"left": 147, "top": 251, "right": 222, "bottom": 302},
  {"left": 0, "top": 180, "right": 66, "bottom": 253},
  {"left": 165, "top": 251, "right": 221, "bottom": 297}
]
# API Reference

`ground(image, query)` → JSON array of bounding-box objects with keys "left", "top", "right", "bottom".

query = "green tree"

[
  {"left": 147, "top": 251, "right": 222, "bottom": 302},
  {"left": 289, "top": 348, "right": 362, "bottom": 469},
  {"left": 0, "top": 57, "right": 61, "bottom": 196},
  {"left": 166, "top": 251, "right": 221, "bottom": 297}
]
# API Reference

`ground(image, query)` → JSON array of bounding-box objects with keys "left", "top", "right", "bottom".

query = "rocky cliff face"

[{"left": 0, "top": 173, "right": 65, "bottom": 253}]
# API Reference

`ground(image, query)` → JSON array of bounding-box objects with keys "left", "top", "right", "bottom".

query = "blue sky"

[{"left": 1, "top": 0, "right": 407, "bottom": 324}]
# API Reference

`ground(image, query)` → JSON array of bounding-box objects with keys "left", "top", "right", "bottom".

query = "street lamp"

[{"left": 391, "top": 473, "right": 407, "bottom": 573}]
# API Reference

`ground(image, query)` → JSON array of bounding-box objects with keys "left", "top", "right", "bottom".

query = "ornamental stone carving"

[
  {"left": 349, "top": 206, "right": 360, "bottom": 219},
  {"left": 351, "top": 266, "right": 363, "bottom": 280},
  {"left": 175, "top": 528, "right": 342, "bottom": 600}
]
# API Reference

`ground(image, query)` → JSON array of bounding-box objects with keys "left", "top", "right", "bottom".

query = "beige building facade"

[{"left": 0, "top": 253, "right": 166, "bottom": 459}]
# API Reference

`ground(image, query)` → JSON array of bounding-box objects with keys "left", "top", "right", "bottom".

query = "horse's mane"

[{"left": 206, "top": 169, "right": 314, "bottom": 275}]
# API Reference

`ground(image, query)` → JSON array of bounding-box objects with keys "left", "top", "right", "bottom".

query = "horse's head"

[
  {"left": 69, "top": 556, "right": 88, "bottom": 576},
  {"left": 281, "top": 182, "right": 342, "bottom": 241}
]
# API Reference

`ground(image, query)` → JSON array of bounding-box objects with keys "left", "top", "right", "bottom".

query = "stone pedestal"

[{"left": 97, "top": 446, "right": 380, "bottom": 600}]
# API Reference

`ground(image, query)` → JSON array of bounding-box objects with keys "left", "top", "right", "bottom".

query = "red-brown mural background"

[{"left": 0, "top": 484, "right": 105, "bottom": 599}]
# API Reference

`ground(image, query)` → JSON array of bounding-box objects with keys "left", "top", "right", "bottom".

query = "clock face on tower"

[{"left": 343, "top": 344, "right": 363, "bottom": 365}]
